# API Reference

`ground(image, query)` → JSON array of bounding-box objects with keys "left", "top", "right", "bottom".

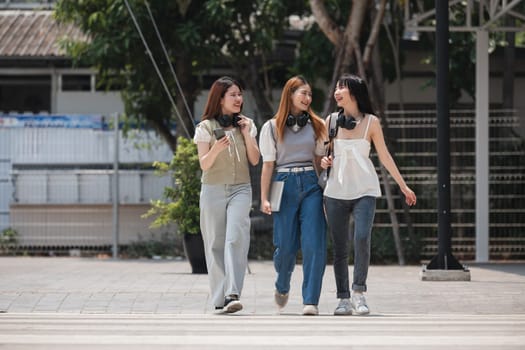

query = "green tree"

[
  {"left": 301, "top": 0, "right": 417, "bottom": 265},
  {"left": 204, "top": 0, "right": 287, "bottom": 121},
  {"left": 405, "top": 0, "right": 525, "bottom": 107},
  {"left": 55, "top": 0, "right": 215, "bottom": 149},
  {"left": 55, "top": 0, "right": 298, "bottom": 149}
]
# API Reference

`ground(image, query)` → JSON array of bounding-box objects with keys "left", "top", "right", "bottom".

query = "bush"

[
  {"left": 249, "top": 226, "right": 422, "bottom": 265},
  {"left": 143, "top": 137, "right": 201, "bottom": 235},
  {"left": 123, "top": 232, "right": 184, "bottom": 259},
  {"left": 0, "top": 228, "right": 19, "bottom": 255}
]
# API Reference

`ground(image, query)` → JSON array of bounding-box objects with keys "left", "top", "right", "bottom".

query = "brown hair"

[
  {"left": 273, "top": 76, "right": 326, "bottom": 141},
  {"left": 201, "top": 76, "right": 243, "bottom": 121}
]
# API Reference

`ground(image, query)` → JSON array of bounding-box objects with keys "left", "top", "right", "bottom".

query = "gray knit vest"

[{"left": 269, "top": 120, "right": 317, "bottom": 169}]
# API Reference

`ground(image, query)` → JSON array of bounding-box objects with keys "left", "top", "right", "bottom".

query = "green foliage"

[
  {"left": 143, "top": 137, "right": 201, "bottom": 235},
  {"left": 124, "top": 232, "right": 183, "bottom": 259},
  {"left": 517, "top": 32, "right": 525, "bottom": 47},
  {"left": 204, "top": 1, "right": 286, "bottom": 61},
  {"left": 419, "top": 31, "right": 476, "bottom": 104},
  {"left": 289, "top": 0, "right": 401, "bottom": 111},
  {"left": 0, "top": 228, "right": 19, "bottom": 255},
  {"left": 370, "top": 228, "right": 422, "bottom": 265},
  {"left": 413, "top": 0, "right": 524, "bottom": 105},
  {"left": 54, "top": 0, "right": 296, "bottom": 146},
  {"left": 248, "top": 228, "right": 275, "bottom": 260},
  {"left": 290, "top": 26, "right": 334, "bottom": 84},
  {"left": 290, "top": 1, "right": 349, "bottom": 85}
]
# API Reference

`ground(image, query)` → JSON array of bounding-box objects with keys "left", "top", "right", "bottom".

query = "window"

[
  {"left": 62, "top": 75, "right": 91, "bottom": 92},
  {"left": 0, "top": 75, "right": 50, "bottom": 113}
]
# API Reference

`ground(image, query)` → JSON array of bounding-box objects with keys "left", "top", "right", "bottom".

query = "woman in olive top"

[{"left": 193, "top": 76, "right": 260, "bottom": 313}]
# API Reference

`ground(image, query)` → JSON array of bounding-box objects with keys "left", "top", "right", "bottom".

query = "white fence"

[
  {"left": 12, "top": 169, "right": 169, "bottom": 204},
  {"left": 0, "top": 121, "right": 175, "bottom": 247}
]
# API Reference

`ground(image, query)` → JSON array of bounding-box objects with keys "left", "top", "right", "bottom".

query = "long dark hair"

[
  {"left": 337, "top": 74, "right": 374, "bottom": 115},
  {"left": 201, "top": 76, "right": 243, "bottom": 121}
]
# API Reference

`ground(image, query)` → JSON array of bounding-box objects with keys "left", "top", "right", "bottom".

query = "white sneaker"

[
  {"left": 302, "top": 304, "right": 319, "bottom": 316},
  {"left": 351, "top": 292, "right": 370, "bottom": 315},
  {"left": 334, "top": 298, "right": 352, "bottom": 316}
]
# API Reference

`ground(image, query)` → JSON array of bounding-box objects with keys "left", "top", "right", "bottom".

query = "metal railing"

[
  {"left": 372, "top": 109, "right": 525, "bottom": 260},
  {"left": 1, "top": 109, "right": 524, "bottom": 260}
]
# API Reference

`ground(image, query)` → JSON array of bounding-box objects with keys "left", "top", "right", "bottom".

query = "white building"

[{"left": 0, "top": 9, "right": 173, "bottom": 247}]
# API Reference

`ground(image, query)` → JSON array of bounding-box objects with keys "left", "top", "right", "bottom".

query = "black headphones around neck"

[
  {"left": 336, "top": 110, "right": 361, "bottom": 130},
  {"left": 216, "top": 113, "right": 241, "bottom": 128},
  {"left": 286, "top": 112, "right": 310, "bottom": 128}
]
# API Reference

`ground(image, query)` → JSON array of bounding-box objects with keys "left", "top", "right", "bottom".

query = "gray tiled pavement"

[{"left": 0, "top": 257, "right": 524, "bottom": 349}]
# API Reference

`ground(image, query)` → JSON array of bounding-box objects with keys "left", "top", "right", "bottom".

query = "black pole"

[{"left": 426, "top": 0, "right": 463, "bottom": 270}]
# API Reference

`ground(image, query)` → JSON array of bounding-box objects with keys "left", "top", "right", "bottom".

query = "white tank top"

[{"left": 324, "top": 115, "right": 381, "bottom": 200}]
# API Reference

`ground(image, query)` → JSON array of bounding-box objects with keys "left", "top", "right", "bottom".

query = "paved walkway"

[{"left": 0, "top": 257, "right": 524, "bottom": 349}]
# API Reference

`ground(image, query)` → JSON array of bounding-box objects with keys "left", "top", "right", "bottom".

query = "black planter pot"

[{"left": 183, "top": 233, "right": 208, "bottom": 274}]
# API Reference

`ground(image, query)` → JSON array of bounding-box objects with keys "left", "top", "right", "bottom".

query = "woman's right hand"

[
  {"left": 320, "top": 155, "right": 333, "bottom": 169},
  {"left": 261, "top": 199, "right": 272, "bottom": 215},
  {"left": 212, "top": 135, "right": 230, "bottom": 152}
]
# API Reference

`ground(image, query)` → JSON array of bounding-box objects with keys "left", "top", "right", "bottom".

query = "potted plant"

[{"left": 144, "top": 136, "right": 207, "bottom": 274}]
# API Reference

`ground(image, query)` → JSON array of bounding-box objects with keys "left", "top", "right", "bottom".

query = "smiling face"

[
  {"left": 334, "top": 82, "right": 352, "bottom": 109},
  {"left": 290, "top": 84, "right": 312, "bottom": 115},
  {"left": 221, "top": 84, "right": 243, "bottom": 115},
  {"left": 334, "top": 81, "right": 361, "bottom": 117}
]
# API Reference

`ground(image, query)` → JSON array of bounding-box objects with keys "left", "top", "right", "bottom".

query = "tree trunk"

[
  {"left": 309, "top": 0, "right": 342, "bottom": 45},
  {"left": 380, "top": 165, "right": 405, "bottom": 265},
  {"left": 369, "top": 43, "right": 405, "bottom": 266},
  {"left": 311, "top": 0, "right": 368, "bottom": 116},
  {"left": 383, "top": 10, "right": 416, "bottom": 248},
  {"left": 310, "top": 0, "right": 408, "bottom": 265},
  {"left": 238, "top": 61, "right": 275, "bottom": 125},
  {"left": 174, "top": 55, "right": 197, "bottom": 140},
  {"left": 355, "top": 3, "right": 405, "bottom": 265},
  {"left": 150, "top": 117, "right": 178, "bottom": 153}
]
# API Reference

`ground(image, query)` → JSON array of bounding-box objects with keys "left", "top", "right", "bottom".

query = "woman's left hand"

[
  {"left": 402, "top": 186, "right": 417, "bottom": 206},
  {"left": 237, "top": 116, "right": 251, "bottom": 137},
  {"left": 320, "top": 155, "right": 332, "bottom": 169},
  {"left": 261, "top": 199, "right": 272, "bottom": 215}
]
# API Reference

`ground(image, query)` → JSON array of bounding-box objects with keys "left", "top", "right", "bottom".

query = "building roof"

[{"left": 0, "top": 10, "right": 86, "bottom": 58}]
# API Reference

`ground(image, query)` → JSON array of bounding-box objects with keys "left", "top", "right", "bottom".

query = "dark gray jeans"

[{"left": 324, "top": 195, "right": 376, "bottom": 298}]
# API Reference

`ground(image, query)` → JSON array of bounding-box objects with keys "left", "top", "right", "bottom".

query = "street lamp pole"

[{"left": 422, "top": 1, "right": 470, "bottom": 280}]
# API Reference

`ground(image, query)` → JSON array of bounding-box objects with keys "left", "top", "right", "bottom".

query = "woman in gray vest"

[
  {"left": 259, "top": 76, "right": 327, "bottom": 316},
  {"left": 193, "top": 76, "right": 260, "bottom": 313},
  {"left": 321, "top": 74, "right": 417, "bottom": 316}
]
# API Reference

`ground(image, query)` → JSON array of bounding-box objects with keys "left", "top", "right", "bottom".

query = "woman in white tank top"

[{"left": 320, "top": 74, "right": 417, "bottom": 316}]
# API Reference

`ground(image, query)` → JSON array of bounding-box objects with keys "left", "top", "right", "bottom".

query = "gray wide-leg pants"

[{"left": 200, "top": 183, "right": 251, "bottom": 308}]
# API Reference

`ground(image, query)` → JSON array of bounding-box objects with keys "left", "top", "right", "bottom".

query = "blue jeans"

[
  {"left": 324, "top": 195, "right": 376, "bottom": 297},
  {"left": 272, "top": 170, "right": 327, "bottom": 305}
]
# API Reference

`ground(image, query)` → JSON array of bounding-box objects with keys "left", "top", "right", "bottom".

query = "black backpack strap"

[{"left": 328, "top": 112, "right": 338, "bottom": 140}]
